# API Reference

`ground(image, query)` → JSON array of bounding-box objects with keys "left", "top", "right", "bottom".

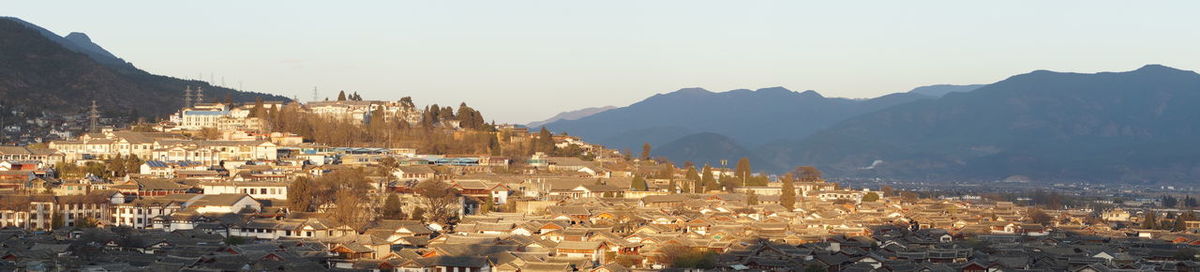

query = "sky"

[{"left": 8, "top": 1, "right": 1200, "bottom": 123}]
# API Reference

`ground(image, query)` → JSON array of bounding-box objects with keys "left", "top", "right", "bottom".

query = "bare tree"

[{"left": 414, "top": 180, "right": 458, "bottom": 223}]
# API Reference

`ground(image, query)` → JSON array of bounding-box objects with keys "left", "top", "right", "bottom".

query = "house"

[
  {"left": 186, "top": 194, "right": 261, "bottom": 214},
  {"left": 556, "top": 240, "right": 608, "bottom": 263},
  {"left": 394, "top": 165, "right": 436, "bottom": 182}
]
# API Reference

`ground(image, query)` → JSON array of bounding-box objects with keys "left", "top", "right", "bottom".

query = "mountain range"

[
  {"left": 0, "top": 17, "right": 287, "bottom": 119},
  {"left": 541, "top": 86, "right": 939, "bottom": 168},
  {"left": 541, "top": 65, "right": 1200, "bottom": 183},
  {"left": 526, "top": 106, "right": 616, "bottom": 128}
]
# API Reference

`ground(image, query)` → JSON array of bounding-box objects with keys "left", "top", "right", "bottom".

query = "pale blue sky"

[{"left": 8, "top": 1, "right": 1200, "bottom": 123}]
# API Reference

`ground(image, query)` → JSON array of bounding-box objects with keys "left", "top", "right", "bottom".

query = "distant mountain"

[
  {"left": 0, "top": 17, "right": 287, "bottom": 119},
  {"left": 543, "top": 86, "right": 935, "bottom": 166},
  {"left": 907, "top": 84, "right": 984, "bottom": 97},
  {"left": 527, "top": 106, "right": 616, "bottom": 128},
  {"left": 654, "top": 132, "right": 764, "bottom": 168},
  {"left": 760, "top": 65, "right": 1200, "bottom": 183}
]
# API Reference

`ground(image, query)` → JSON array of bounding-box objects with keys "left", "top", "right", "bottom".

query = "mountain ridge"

[{"left": 0, "top": 17, "right": 288, "bottom": 119}]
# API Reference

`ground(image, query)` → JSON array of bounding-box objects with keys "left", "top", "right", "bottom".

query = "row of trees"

[
  {"left": 55, "top": 154, "right": 143, "bottom": 179},
  {"left": 1142, "top": 211, "right": 1199, "bottom": 232},
  {"left": 261, "top": 102, "right": 508, "bottom": 155}
]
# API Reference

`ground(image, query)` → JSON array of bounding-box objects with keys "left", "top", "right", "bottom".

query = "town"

[{"left": 0, "top": 92, "right": 1196, "bottom": 272}]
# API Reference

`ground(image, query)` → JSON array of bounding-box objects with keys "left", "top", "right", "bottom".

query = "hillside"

[
  {"left": 0, "top": 17, "right": 287, "bottom": 120},
  {"left": 760, "top": 65, "right": 1200, "bottom": 183},
  {"left": 542, "top": 86, "right": 933, "bottom": 166},
  {"left": 653, "top": 132, "right": 764, "bottom": 168}
]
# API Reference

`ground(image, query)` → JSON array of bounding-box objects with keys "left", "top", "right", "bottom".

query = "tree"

[
  {"left": 683, "top": 165, "right": 700, "bottom": 193},
  {"left": 328, "top": 190, "right": 372, "bottom": 231},
  {"left": 862, "top": 192, "right": 880, "bottom": 202},
  {"left": 1142, "top": 211, "right": 1158, "bottom": 229},
  {"left": 881, "top": 185, "right": 895, "bottom": 197},
  {"left": 199, "top": 127, "right": 222, "bottom": 140},
  {"left": 479, "top": 196, "right": 493, "bottom": 215},
  {"left": 631, "top": 175, "right": 648, "bottom": 191},
  {"left": 1028, "top": 208, "right": 1052, "bottom": 225},
  {"left": 1186, "top": 196, "right": 1199, "bottom": 208},
  {"left": 900, "top": 191, "right": 919, "bottom": 203},
  {"left": 224, "top": 236, "right": 246, "bottom": 245},
  {"left": 780, "top": 173, "right": 796, "bottom": 210},
  {"left": 701, "top": 165, "right": 719, "bottom": 192},
  {"left": 50, "top": 212, "right": 64, "bottom": 229},
  {"left": 410, "top": 207, "right": 427, "bottom": 221},
  {"left": 735, "top": 158, "right": 751, "bottom": 181},
  {"left": 746, "top": 190, "right": 759, "bottom": 205},
  {"left": 641, "top": 142, "right": 652, "bottom": 160},
  {"left": 337, "top": 90, "right": 347, "bottom": 101},
  {"left": 415, "top": 180, "right": 458, "bottom": 223},
  {"left": 1163, "top": 195, "right": 1179, "bottom": 208},
  {"left": 287, "top": 177, "right": 315, "bottom": 212},
  {"left": 250, "top": 98, "right": 265, "bottom": 118},
  {"left": 795, "top": 166, "right": 822, "bottom": 182},
  {"left": 382, "top": 193, "right": 405, "bottom": 220},
  {"left": 74, "top": 217, "right": 98, "bottom": 228},
  {"left": 668, "top": 179, "right": 678, "bottom": 193}
]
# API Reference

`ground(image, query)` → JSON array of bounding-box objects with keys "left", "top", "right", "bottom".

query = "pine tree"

[
  {"left": 735, "top": 157, "right": 751, "bottom": 181},
  {"left": 684, "top": 165, "right": 699, "bottom": 193},
  {"left": 631, "top": 175, "right": 648, "bottom": 191},
  {"left": 862, "top": 192, "right": 880, "bottom": 202},
  {"left": 382, "top": 194, "right": 405, "bottom": 220},
  {"left": 1142, "top": 212, "right": 1158, "bottom": 229},
  {"left": 701, "top": 165, "right": 718, "bottom": 192},
  {"left": 337, "top": 91, "right": 347, "bottom": 101},
  {"left": 668, "top": 179, "right": 678, "bottom": 193},
  {"left": 780, "top": 173, "right": 796, "bottom": 210},
  {"left": 287, "top": 177, "right": 314, "bottom": 212},
  {"left": 641, "top": 142, "right": 652, "bottom": 160}
]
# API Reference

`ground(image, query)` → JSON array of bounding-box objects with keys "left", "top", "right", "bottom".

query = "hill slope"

[
  {"left": 0, "top": 17, "right": 287, "bottom": 119},
  {"left": 761, "top": 65, "right": 1200, "bottom": 183},
  {"left": 543, "top": 87, "right": 933, "bottom": 162}
]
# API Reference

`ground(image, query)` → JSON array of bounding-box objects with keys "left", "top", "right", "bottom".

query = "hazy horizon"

[{"left": 9, "top": 1, "right": 1200, "bottom": 123}]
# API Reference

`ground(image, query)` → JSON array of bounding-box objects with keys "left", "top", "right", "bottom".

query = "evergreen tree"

[
  {"left": 735, "top": 157, "right": 751, "bottom": 181},
  {"left": 287, "top": 177, "right": 315, "bottom": 212},
  {"left": 746, "top": 190, "right": 759, "bottom": 205},
  {"left": 250, "top": 98, "right": 265, "bottom": 118},
  {"left": 50, "top": 212, "right": 63, "bottom": 229},
  {"left": 701, "top": 165, "right": 718, "bottom": 192},
  {"left": 1143, "top": 212, "right": 1159, "bottom": 229},
  {"left": 668, "top": 179, "right": 678, "bottom": 193},
  {"left": 684, "top": 165, "right": 700, "bottom": 193},
  {"left": 411, "top": 207, "right": 427, "bottom": 221},
  {"left": 862, "top": 192, "right": 880, "bottom": 202},
  {"left": 780, "top": 173, "right": 796, "bottom": 210},
  {"left": 641, "top": 142, "right": 652, "bottom": 160},
  {"left": 382, "top": 194, "right": 405, "bottom": 220},
  {"left": 631, "top": 175, "right": 648, "bottom": 191},
  {"left": 337, "top": 91, "right": 347, "bottom": 101}
]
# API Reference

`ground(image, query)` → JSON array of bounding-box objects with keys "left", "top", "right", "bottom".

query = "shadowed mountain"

[
  {"left": 543, "top": 87, "right": 934, "bottom": 166},
  {"left": 0, "top": 17, "right": 287, "bottom": 119},
  {"left": 653, "top": 132, "right": 765, "bottom": 168},
  {"left": 759, "top": 65, "right": 1200, "bottom": 183},
  {"left": 527, "top": 106, "right": 616, "bottom": 128}
]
